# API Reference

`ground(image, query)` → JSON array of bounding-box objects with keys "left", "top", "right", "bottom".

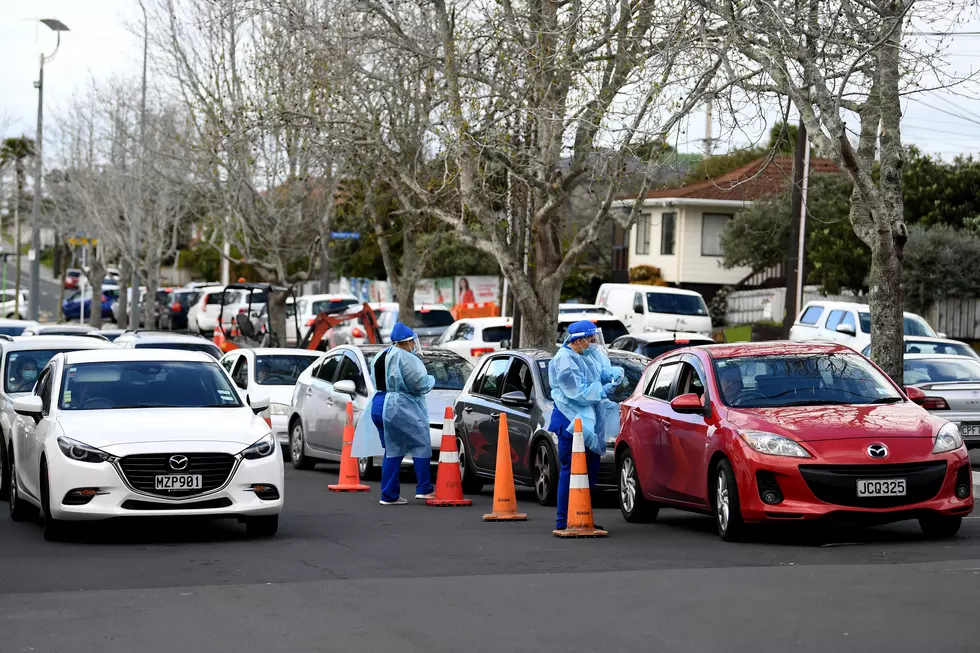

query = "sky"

[{"left": 3, "top": 0, "right": 980, "bottom": 160}]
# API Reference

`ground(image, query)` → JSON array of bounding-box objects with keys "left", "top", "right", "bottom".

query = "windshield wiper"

[
  {"left": 109, "top": 403, "right": 167, "bottom": 409},
  {"left": 778, "top": 400, "right": 853, "bottom": 407},
  {"left": 869, "top": 397, "right": 905, "bottom": 404}
]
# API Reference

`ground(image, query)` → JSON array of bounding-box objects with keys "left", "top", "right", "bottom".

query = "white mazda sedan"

[{"left": 7, "top": 349, "right": 284, "bottom": 540}]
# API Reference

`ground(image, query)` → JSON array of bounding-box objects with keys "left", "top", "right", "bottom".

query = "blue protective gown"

[
  {"left": 351, "top": 346, "right": 435, "bottom": 460},
  {"left": 548, "top": 344, "right": 625, "bottom": 454}
]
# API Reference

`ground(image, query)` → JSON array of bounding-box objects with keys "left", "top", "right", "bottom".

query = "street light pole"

[
  {"left": 29, "top": 19, "right": 69, "bottom": 322},
  {"left": 130, "top": 1, "right": 149, "bottom": 330}
]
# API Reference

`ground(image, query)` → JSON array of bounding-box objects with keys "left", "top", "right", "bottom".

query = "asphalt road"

[{"left": 1, "top": 464, "right": 980, "bottom": 653}]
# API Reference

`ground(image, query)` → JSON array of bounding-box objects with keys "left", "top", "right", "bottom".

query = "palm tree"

[{"left": 0, "top": 137, "right": 36, "bottom": 317}]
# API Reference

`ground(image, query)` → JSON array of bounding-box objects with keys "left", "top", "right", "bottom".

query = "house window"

[
  {"left": 701, "top": 213, "right": 732, "bottom": 257},
  {"left": 661, "top": 212, "right": 676, "bottom": 255},
  {"left": 635, "top": 213, "right": 651, "bottom": 255}
]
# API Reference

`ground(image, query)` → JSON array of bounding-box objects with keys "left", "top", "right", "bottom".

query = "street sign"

[
  {"left": 330, "top": 232, "right": 360, "bottom": 240},
  {"left": 68, "top": 237, "right": 98, "bottom": 246}
]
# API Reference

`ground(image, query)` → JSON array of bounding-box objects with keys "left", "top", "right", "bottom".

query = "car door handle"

[
  {"left": 661, "top": 417, "right": 672, "bottom": 428},
  {"left": 305, "top": 388, "right": 313, "bottom": 396},
  {"left": 463, "top": 406, "right": 473, "bottom": 413},
  {"left": 489, "top": 412, "right": 500, "bottom": 420}
]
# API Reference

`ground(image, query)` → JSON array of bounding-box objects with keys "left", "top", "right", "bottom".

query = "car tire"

[
  {"left": 290, "top": 421, "right": 316, "bottom": 470},
  {"left": 714, "top": 458, "right": 745, "bottom": 542},
  {"left": 618, "top": 447, "right": 659, "bottom": 523},
  {"left": 0, "top": 435, "right": 9, "bottom": 501},
  {"left": 918, "top": 515, "right": 962, "bottom": 539},
  {"left": 358, "top": 456, "right": 380, "bottom": 481},
  {"left": 532, "top": 440, "right": 558, "bottom": 506},
  {"left": 246, "top": 515, "right": 279, "bottom": 537},
  {"left": 41, "top": 463, "right": 69, "bottom": 542},
  {"left": 8, "top": 455, "right": 34, "bottom": 522},
  {"left": 458, "top": 435, "right": 484, "bottom": 493}
]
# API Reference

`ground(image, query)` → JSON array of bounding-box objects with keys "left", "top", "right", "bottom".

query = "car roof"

[
  {"left": 62, "top": 349, "right": 215, "bottom": 364},
  {"left": 116, "top": 332, "right": 212, "bottom": 344},
  {"left": 298, "top": 293, "right": 359, "bottom": 302},
  {"left": 6, "top": 336, "right": 117, "bottom": 351},
  {"left": 703, "top": 341, "right": 853, "bottom": 359},
  {"left": 904, "top": 353, "right": 980, "bottom": 362},
  {"left": 598, "top": 283, "right": 703, "bottom": 297},
  {"left": 458, "top": 317, "right": 512, "bottom": 326},
  {"left": 343, "top": 344, "right": 467, "bottom": 360},
  {"left": 624, "top": 331, "right": 714, "bottom": 343}
]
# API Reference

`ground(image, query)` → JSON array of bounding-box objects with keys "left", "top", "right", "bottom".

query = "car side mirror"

[
  {"left": 633, "top": 304, "right": 644, "bottom": 314},
  {"left": 937, "top": 331, "right": 947, "bottom": 338},
  {"left": 334, "top": 379, "right": 357, "bottom": 396},
  {"left": 247, "top": 392, "right": 270, "bottom": 415},
  {"left": 669, "top": 393, "right": 706, "bottom": 414},
  {"left": 905, "top": 386, "right": 926, "bottom": 405},
  {"left": 500, "top": 390, "right": 530, "bottom": 406},
  {"left": 13, "top": 395, "right": 43, "bottom": 421},
  {"left": 836, "top": 323, "right": 856, "bottom": 336},
  {"left": 499, "top": 339, "right": 511, "bottom": 350}
]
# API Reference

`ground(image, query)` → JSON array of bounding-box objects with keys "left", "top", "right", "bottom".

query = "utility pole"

[
  {"left": 782, "top": 121, "right": 809, "bottom": 337},
  {"left": 130, "top": 1, "right": 148, "bottom": 330}
]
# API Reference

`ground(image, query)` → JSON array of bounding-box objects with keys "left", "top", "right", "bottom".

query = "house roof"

[{"left": 626, "top": 156, "right": 839, "bottom": 203}]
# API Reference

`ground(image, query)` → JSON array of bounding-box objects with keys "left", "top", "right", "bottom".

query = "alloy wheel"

[
  {"left": 291, "top": 424, "right": 304, "bottom": 463},
  {"left": 533, "top": 445, "right": 550, "bottom": 502},
  {"left": 716, "top": 469, "right": 730, "bottom": 532},
  {"left": 620, "top": 457, "right": 636, "bottom": 514},
  {"left": 456, "top": 437, "right": 466, "bottom": 480}
]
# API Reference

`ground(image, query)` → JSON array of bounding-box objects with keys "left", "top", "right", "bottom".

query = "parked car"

[
  {"left": 616, "top": 341, "right": 973, "bottom": 541},
  {"left": 453, "top": 348, "right": 650, "bottom": 505},
  {"left": 436, "top": 317, "right": 513, "bottom": 362},
  {"left": 789, "top": 300, "right": 939, "bottom": 352},
  {"left": 558, "top": 303, "right": 613, "bottom": 316},
  {"left": 595, "top": 283, "right": 712, "bottom": 336},
  {"left": 610, "top": 331, "right": 716, "bottom": 359},
  {"left": 285, "top": 293, "right": 360, "bottom": 346},
  {"left": 110, "top": 286, "right": 149, "bottom": 326},
  {"left": 113, "top": 331, "right": 223, "bottom": 360},
  {"left": 0, "top": 336, "right": 117, "bottom": 501},
  {"left": 903, "top": 353, "right": 980, "bottom": 449},
  {"left": 21, "top": 324, "right": 99, "bottom": 337},
  {"left": 287, "top": 345, "right": 473, "bottom": 478},
  {"left": 96, "top": 328, "right": 127, "bottom": 342},
  {"left": 158, "top": 288, "right": 202, "bottom": 331},
  {"left": 220, "top": 348, "right": 322, "bottom": 454},
  {"left": 556, "top": 314, "right": 628, "bottom": 346},
  {"left": 0, "top": 319, "right": 39, "bottom": 337},
  {"left": 62, "top": 288, "right": 117, "bottom": 321},
  {"left": 862, "top": 336, "right": 980, "bottom": 362},
  {"left": 64, "top": 269, "right": 82, "bottom": 290},
  {"left": 185, "top": 286, "right": 226, "bottom": 335},
  {"left": 373, "top": 303, "right": 456, "bottom": 345},
  {"left": 8, "top": 349, "right": 283, "bottom": 539},
  {"left": 0, "top": 289, "right": 29, "bottom": 318}
]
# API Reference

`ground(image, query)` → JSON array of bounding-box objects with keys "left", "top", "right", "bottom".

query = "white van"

[{"left": 595, "top": 283, "right": 711, "bottom": 336}]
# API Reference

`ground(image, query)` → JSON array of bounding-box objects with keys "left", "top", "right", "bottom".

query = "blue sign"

[{"left": 330, "top": 232, "right": 360, "bottom": 240}]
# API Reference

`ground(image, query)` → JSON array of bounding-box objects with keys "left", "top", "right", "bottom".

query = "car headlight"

[
  {"left": 57, "top": 436, "right": 116, "bottom": 464},
  {"left": 268, "top": 403, "right": 289, "bottom": 416},
  {"left": 240, "top": 433, "right": 276, "bottom": 460},
  {"left": 738, "top": 431, "right": 811, "bottom": 458},
  {"left": 932, "top": 422, "right": 963, "bottom": 454}
]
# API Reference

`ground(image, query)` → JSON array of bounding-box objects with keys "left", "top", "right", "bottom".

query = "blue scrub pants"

[
  {"left": 550, "top": 409, "right": 601, "bottom": 530},
  {"left": 371, "top": 392, "right": 433, "bottom": 502}
]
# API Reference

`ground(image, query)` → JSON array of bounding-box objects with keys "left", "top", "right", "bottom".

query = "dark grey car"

[{"left": 453, "top": 348, "right": 650, "bottom": 505}]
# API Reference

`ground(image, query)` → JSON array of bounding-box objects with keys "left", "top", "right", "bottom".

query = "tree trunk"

[
  {"left": 268, "top": 289, "right": 289, "bottom": 346},
  {"left": 118, "top": 260, "right": 130, "bottom": 327},
  {"left": 87, "top": 257, "right": 107, "bottom": 329},
  {"left": 867, "top": 216, "right": 906, "bottom": 386},
  {"left": 13, "top": 184, "right": 21, "bottom": 318},
  {"left": 395, "top": 281, "right": 416, "bottom": 332}
]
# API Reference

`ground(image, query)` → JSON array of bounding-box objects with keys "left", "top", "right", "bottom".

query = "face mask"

[{"left": 23, "top": 370, "right": 37, "bottom": 381}]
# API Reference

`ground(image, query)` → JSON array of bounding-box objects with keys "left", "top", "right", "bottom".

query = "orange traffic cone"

[
  {"left": 213, "top": 326, "right": 225, "bottom": 349},
  {"left": 328, "top": 402, "right": 370, "bottom": 492},
  {"left": 553, "top": 418, "right": 607, "bottom": 538},
  {"left": 483, "top": 412, "right": 527, "bottom": 521},
  {"left": 427, "top": 407, "right": 472, "bottom": 507}
]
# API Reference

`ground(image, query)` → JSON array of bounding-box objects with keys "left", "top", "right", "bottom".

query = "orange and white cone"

[
  {"left": 213, "top": 326, "right": 226, "bottom": 349},
  {"left": 328, "top": 402, "right": 370, "bottom": 492},
  {"left": 426, "top": 407, "right": 472, "bottom": 507},
  {"left": 483, "top": 412, "right": 527, "bottom": 521},
  {"left": 553, "top": 417, "right": 607, "bottom": 538}
]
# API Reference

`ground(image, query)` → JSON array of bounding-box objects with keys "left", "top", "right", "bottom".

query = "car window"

[
  {"left": 840, "top": 312, "right": 856, "bottom": 331},
  {"left": 254, "top": 354, "right": 319, "bottom": 386},
  {"left": 311, "top": 298, "right": 359, "bottom": 314},
  {"left": 414, "top": 309, "right": 454, "bottom": 328},
  {"left": 501, "top": 359, "right": 533, "bottom": 399},
  {"left": 221, "top": 355, "right": 236, "bottom": 373},
  {"left": 641, "top": 338, "right": 714, "bottom": 359},
  {"left": 799, "top": 305, "right": 824, "bottom": 325},
  {"left": 337, "top": 355, "right": 367, "bottom": 396},
  {"left": 646, "top": 362, "right": 680, "bottom": 400},
  {"left": 901, "top": 340, "right": 977, "bottom": 358},
  {"left": 646, "top": 292, "right": 708, "bottom": 316},
  {"left": 605, "top": 354, "right": 648, "bottom": 403},
  {"left": 903, "top": 358, "right": 980, "bottom": 385},
  {"left": 904, "top": 315, "right": 936, "bottom": 337},
  {"left": 482, "top": 326, "right": 511, "bottom": 342},
  {"left": 672, "top": 362, "right": 705, "bottom": 400},
  {"left": 455, "top": 324, "right": 475, "bottom": 341},
  {"left": 422, "top": 354, "right": 474, "bottom": 390},
  {"left": 5, "top": 349, "right": 80, "bottom": 394},
  {"left": 825, "top": 310, "right": 844, "bottom": 330},
  {"left": 232, "top": 356, "right": 249, "bottom": 389},
  {"left": 476, "top": 357, "right": 510, "bottom": 398},
  {"left": 317, "top": 355, "right": 342, "bottom": 383}
]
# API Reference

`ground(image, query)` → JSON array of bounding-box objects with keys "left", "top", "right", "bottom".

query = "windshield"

[
  {"left": 415, "top": 310, "right": 454, "bottom": 328},
  {"left": 134, "top": 342, "right": 223, "bottom": 359},
  {"left": 174, "top": 291, "right": 200, "bottom": 305},
  {"left": 6, "top": 350, "right": 83, "bottom": 393},
  {"left": 904, "top": 358, "right": 980, "bottom": 385},
  {"left": 559, "top": 306, "right": 610, "bottom": 315},
  {"left": 311, "top": 298, "right": 359, "bottom": 315},
  {"left": 647, "top": 292, "right": 708, "bottom": 316},
  {"left": 60, "top": 360, "right": 243, "bottom": 410},
  {"left": 859, "top": 312, "right": 937, "bottom": 337},
  {"left": 714, "top": 353, "right": 904, "bottom": 408},
  {"left": 557, "top": 320, "right": 628, "bottom": 345},
  {"left": 254, "top": 354, "right": 319, "bottom": 385},
  {"left": 641, "top": 339, "right": 714, "bottom": 359},
  {"left": 483, "top": 326, "right": 512, "bottom": 342},
  {"left": 0, "top": 325, "right": 29, "bottom": 336},
  {"left": 422, "top": 354, "right": 473, "bottom": 390},
  {"left": 537, "top": 353, "right": 646, "bottom": 403}
]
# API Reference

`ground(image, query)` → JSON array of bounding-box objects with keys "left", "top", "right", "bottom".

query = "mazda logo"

[
  {"left": 867, "top": 444, "right": 888, "bottom": 459},
  {"left": 168, "top": 455, "right": 189, "bottom": 471}
]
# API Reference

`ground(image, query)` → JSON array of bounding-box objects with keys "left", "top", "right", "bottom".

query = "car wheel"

[
  {"left": 0, "top": 435, "right": 9, "bottom": 500},
  {"left": 714, "top": 458, "right": 745, "bottom": 542},
  {"left": 41, "top": 462, "right": 69, "bottom": 542},
  {"left": 918, "top": 515, "right": 962, "bottom": 539},
  {"left": 458, "top": 435, "right": 483, "bottom": 493},
  {"left": 290, "top": 421, "right": 316, "bottom": 470},
  {"left": 358, "top": 456, "right": 380, "bottom": 481},
  {"left": 532, "top": 440, "right": 557, "bottom": 506},
  {"left": 246, "top": 515, "right": 279, "bottom": 537},
  {"left": 8, "top": 454, "right": 34, "bottom": 522},
  {"left": 618, "top": 448, "right": 659, "bottom": 523}
]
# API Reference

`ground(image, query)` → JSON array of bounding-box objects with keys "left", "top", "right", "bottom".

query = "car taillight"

[
  {"left": 201, "top": 294, "right": 208, "bottom": 307},
  {"left": 352, "top": 327, "right": 365, "bottom": 338},
  {"left": 471, "top": 347, "right": 494, "bottom": 357},
  {"left": 922, "top": 396, "right": 950, "bottom": 410},
  {"left": 171, "top": 302, "right": 182, "bottom": 312}
]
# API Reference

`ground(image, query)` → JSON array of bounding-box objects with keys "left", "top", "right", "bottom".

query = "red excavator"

[{"left": 298, "top": 302, "right": 382, "bottom": 350}]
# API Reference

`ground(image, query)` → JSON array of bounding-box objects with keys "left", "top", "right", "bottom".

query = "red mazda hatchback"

[{"left": 616, "top": 342, "right": 973, "bottom": 541}]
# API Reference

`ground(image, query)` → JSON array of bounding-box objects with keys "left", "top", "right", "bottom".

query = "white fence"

[{"left": 725, "top": 286, "right": 867, "bottom": 325}]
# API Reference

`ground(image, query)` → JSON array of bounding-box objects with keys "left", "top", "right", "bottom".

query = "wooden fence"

[{"left": 926, "top": 298, "right": 980, "bottom": 340}]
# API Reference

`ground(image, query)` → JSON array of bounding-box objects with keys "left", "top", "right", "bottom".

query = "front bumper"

[
  {"left": 45, "top": 445, "right": 285, "bottom": 521},
  {"left": 732, "top": 442, "right": 973, "bottom": 523}
]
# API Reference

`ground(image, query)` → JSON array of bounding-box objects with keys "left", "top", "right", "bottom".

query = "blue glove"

[{"left": 602, "top": 381, "right": 618, "bottom": 398}]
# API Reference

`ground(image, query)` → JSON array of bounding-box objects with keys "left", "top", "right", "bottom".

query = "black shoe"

[{"left": 592, "top": 524, "right": 605, "bottom": 531}]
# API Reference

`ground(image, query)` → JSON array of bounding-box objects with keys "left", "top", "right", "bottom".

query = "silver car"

[
  {"left": 863, "top": 336, "right": 980, "bottom": 362},
  {"left": 904, "top": 353, "right": 980, "bottom": 449},
  {"left": 287, "top": 345, "right": 473, "bottom": 478}
]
